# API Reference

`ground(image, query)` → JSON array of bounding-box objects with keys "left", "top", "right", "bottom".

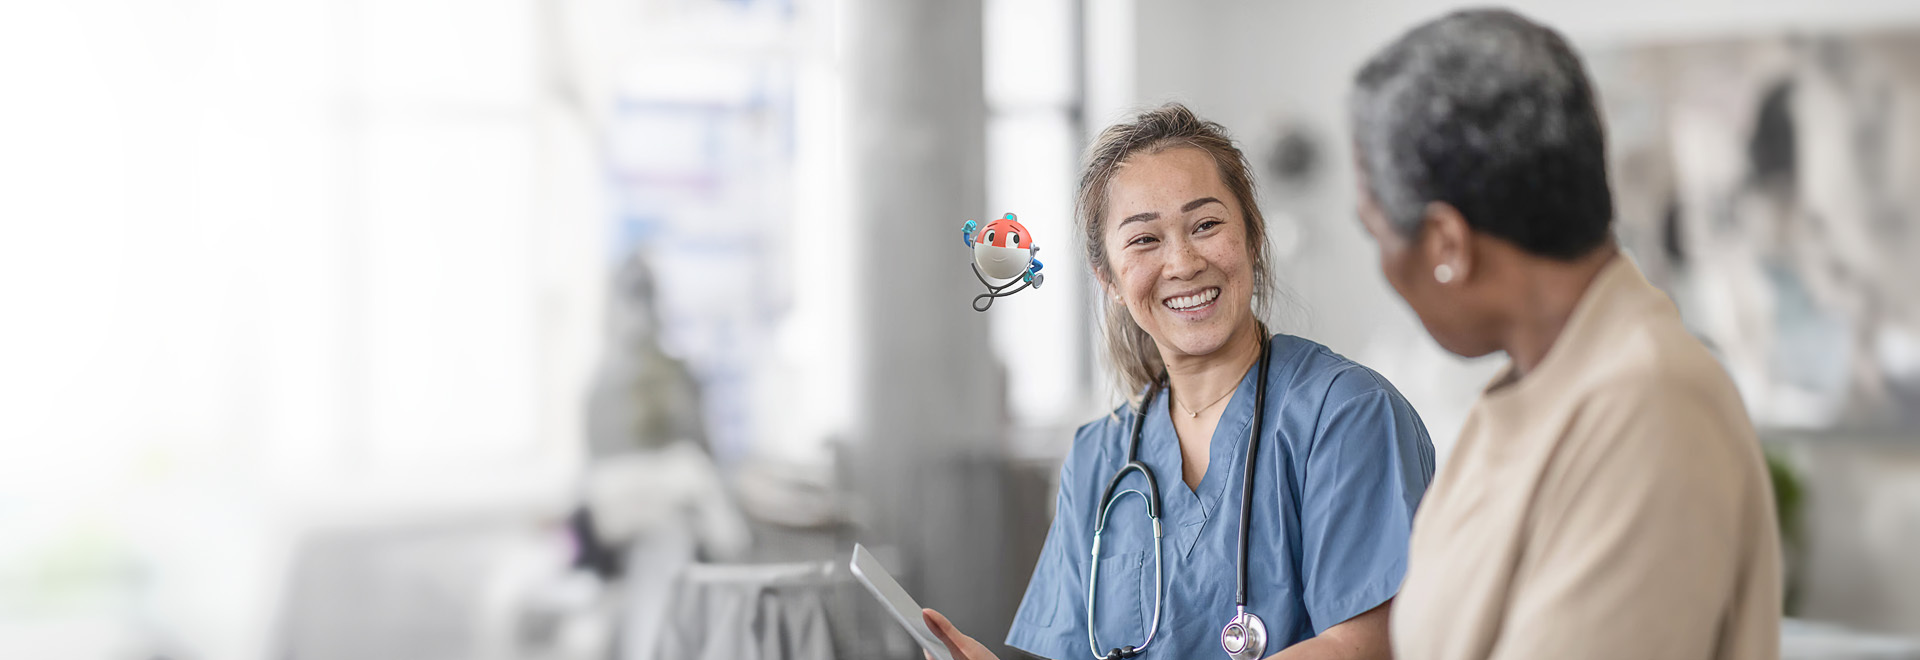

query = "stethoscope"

[{"left": 1088, "top": 331, "right": 1273, "bottom": 660}]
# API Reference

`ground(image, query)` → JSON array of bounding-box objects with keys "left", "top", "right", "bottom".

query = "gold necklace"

[
  {"left": 1174, "top": 382, "right": 1237, "bottom": 418},
  {"left": 1173, "top": 322, "right": 1270, "bottom": 418}
]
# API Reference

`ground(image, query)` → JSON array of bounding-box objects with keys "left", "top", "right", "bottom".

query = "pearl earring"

[{"left": 1435, "top": 264, "right": 1455, "bottom": 284}]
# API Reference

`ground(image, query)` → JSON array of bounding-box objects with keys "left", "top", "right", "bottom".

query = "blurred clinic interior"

[{"left": 6, "top": 0, "right": 1920, "bottom": 658}]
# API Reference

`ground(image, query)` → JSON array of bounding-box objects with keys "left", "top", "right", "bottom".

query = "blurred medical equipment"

[
  {"left": 578, "top": 445, "right": 753, "bottom": 564},
  {"left": 479, "top": 443, "right": 755, "bottom": 660},
  {"left": 586, "top": 252, "right": 707, "bottom": 457},
  {"left": 1090, "top": 333, "right": 1272, "bottom": 660}
]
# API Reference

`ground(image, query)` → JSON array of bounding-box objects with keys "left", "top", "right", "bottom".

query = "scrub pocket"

[{"left": 1089, "top": 550, "right": 1151, "bottom": 651}]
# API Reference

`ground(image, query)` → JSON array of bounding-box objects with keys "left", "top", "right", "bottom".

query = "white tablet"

[{"left": 849, "top": 543, "right": 956, "bottom": 660}]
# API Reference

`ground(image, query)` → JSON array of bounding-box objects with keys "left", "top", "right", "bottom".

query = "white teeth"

[{"left": 1163, "top": 287, "right": 1219, "bottom": 311}]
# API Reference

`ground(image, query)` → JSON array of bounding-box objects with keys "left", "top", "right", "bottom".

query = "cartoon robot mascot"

[{"left": 962, "top": 212, "right": 1044, "bottom": 311}]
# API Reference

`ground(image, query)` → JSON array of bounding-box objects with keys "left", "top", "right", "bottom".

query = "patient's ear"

[{"left": 1420, "top": 202, "right": 1473, "bottom": 282}]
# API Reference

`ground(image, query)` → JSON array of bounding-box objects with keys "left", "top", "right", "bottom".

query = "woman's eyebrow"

[
  {"left": 1119, "top": 197, "right": 1223, "bottom": 228},
  {"left": 1182, "top": 197, "right": 1224, "bottom": 213}
]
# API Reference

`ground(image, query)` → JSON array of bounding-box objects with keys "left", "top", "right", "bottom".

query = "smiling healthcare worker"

[{"left": 922, "top": 104, "right": 1435, "bottom": 660}]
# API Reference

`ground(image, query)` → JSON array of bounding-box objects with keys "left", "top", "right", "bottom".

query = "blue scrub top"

[{"left": 1006, "top": 333, "right": 1435, "bottom": 660}]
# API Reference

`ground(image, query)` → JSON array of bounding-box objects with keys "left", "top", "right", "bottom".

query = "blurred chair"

[
  {"left": 600, "top": 447, "right": 919, "bottom": 660},
  {"left": 647, "top": 560, "right": 841, "bottom": 660}
]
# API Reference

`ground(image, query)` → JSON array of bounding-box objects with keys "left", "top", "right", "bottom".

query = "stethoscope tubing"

[
  {"left": 970, "top": 261, "right": 1033, "bottom": 312},
  {"left": 1088, "top": 329, "right": 1271, "bottom": 660},
  {"left": 1235, "top": 335, "right": 1272, "bottom": 608}
]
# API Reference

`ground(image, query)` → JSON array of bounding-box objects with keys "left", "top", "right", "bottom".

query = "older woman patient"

[{"left": 1347, "top": 9, "right": 1782, "bottom": 660}]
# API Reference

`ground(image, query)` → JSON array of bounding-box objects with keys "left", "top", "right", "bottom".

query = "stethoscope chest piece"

[{"left": 1220, "top": 609, "right": 1267, "bottom": 660}]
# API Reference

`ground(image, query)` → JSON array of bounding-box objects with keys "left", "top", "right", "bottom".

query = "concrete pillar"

[{"left": 844, "top": 0, "right": 1013, "bottom": 654}]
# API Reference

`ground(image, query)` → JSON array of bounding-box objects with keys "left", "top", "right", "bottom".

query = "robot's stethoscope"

[{"left": 1088, "top": 331, "right": 1274, "bottom": 660}]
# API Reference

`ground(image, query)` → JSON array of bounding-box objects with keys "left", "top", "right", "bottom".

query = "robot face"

[
  {"left": 971, "top": 214, "right": 1036, "bottom": 281},
  {"left": 978, "top": 217, "right": 1032, "bottom": 249}
]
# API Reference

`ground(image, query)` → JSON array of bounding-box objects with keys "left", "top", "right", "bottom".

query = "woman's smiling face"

[{"left": 1101, "top": 146, "right": 1256, "bottom": 362}]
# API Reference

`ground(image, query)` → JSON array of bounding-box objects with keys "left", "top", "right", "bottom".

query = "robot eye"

[
  {"left": 986, "top": 230, "right": 996, "bottom": 244},
  {"left": 1009, "top": 232, "right": 1020, "bottom": 246}
]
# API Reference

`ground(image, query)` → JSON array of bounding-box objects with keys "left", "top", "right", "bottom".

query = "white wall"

[
  {"left": 1128, "top": 0, "right": 1920, "bottom": 459},
  {"left": 0, "top": 2, "right": 602, "bottom": 657}
]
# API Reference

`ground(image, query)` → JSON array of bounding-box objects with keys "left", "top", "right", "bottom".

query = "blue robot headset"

[{"left": 963, "top": 213, "right": 1044, "bottom": 312}]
